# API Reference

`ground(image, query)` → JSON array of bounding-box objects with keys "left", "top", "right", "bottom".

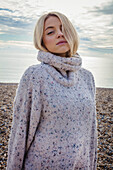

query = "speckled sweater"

[{"left": 7, "top": 51, "right": 97, "bottom": 170}]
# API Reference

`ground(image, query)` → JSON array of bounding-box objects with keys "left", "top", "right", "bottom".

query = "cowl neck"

[{"left": 37, "top": 51, "right": 82, "bottom": 87}]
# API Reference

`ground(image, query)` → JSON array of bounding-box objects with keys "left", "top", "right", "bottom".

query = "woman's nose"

[{"left": 57, "top": 30, "right": 64, "bottom": 38}]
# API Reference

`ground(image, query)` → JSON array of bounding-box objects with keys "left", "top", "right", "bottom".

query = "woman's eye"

[{"left": 47, "top": 31, "right": 54, "bottom": 35}]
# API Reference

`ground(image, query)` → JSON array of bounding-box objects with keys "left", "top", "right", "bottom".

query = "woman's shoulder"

[
  {"left": 19, "top": 64, "right": 44, "bottom": 85},
  {"left": 23, "top": 64, "right": 43, "bottom": 75},
  {"left": 22, "top": 63, "right": 45, "bottom": 78},
  {"left": 79, "top": 67, "right": 95, "bottom": 80},
  {"left": 79, "top": 67, "right": 96, "bottom": 94},
  {"left": 79, "top": 67, "right": 95, "bottom": 87}
]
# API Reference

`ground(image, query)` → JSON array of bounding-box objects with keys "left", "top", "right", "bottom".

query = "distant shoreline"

[
  {"left": 0, "top": 83, "right": 18, "bottom": 86},
  {"left": 0, "top": 82, "right": 113, "bottom": 90}
]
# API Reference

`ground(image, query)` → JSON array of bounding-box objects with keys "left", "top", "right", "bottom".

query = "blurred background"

[{"left": 0, "top": 0, "right": 113, "bottom": 88}]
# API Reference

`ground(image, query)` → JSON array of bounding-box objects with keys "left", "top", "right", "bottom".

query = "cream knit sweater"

[{"left": 7, "top": 51, "right": 97, "bottom": 170}]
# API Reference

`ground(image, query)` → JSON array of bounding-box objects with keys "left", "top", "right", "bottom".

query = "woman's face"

[{"left": 43, "top": 16, "right": 70, "bottom": 57}]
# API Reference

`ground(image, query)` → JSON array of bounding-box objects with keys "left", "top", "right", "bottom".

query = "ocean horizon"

[{"left": 0, "top": 54, "right": 113, "bottom": 88}]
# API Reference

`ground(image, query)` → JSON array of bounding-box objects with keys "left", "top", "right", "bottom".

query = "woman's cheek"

[{"left": 47, "top": 37, "right": 54, "bottom": 44}]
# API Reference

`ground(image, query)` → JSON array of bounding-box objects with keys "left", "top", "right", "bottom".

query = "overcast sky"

[{"left": 0, "top": 0, "right": 113, "bottom": 59}]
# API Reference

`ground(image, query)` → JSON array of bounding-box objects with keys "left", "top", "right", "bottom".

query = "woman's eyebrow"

[
  {"left": 45, "top": 24, "right": 62, "bottom": 31},
  {"left": 45, "top": 26, "right": 54, "bottom": 31}
]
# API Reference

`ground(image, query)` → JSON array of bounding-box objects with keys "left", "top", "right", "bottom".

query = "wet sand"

[{"left": 0, "top": 83, "right": 113, "bottom": 169}]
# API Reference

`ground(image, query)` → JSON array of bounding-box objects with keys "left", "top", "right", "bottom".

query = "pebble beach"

[{"left": 0, "top": 83, "right": 113, "bottom": 170}]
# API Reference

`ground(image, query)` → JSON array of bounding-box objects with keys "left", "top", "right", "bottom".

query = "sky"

[{"left": 0, "top": 0, "right": 113, "bottom": 86}]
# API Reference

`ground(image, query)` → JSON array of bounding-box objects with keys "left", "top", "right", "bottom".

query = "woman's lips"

[{"left": 56, "top": 41, "right": 67, "bottom": 45}]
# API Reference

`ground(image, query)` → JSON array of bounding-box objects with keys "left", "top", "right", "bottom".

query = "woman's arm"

[
  {"left": 89, "top": 73, "right": 97, "bottom": 170},
  {"left": 7, "top": 66, "right": 42, "bottom": 170}
]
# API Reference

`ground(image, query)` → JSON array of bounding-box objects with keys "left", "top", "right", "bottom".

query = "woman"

[{"left": 7, "top": 11, "right": 97, "bottom": 170}]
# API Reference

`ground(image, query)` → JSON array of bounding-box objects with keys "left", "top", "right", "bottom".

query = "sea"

[{"left": 0, "top": 54, "right": 113, "bottom": 88}]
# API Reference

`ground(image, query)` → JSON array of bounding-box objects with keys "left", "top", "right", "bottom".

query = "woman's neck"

[{"left": 51, "top": 51, "right": 71, "bottom": 58}]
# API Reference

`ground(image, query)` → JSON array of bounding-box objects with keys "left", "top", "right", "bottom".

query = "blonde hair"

[{"left": 34, "top": 11, "right": 79, "bottom": 56}]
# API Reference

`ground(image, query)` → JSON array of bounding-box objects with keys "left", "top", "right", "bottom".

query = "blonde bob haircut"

[{"left": 34, "top": 11, "right": 79, "bottom": 56}]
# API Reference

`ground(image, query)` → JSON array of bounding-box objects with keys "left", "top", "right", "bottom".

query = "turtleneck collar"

[{"left": 37, "top": 51, "right": 82, "bottom": 87}]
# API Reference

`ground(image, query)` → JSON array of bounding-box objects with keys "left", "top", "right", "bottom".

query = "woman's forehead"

[{"left": 44, "top": 16, "right": 61, "bottom": 29}]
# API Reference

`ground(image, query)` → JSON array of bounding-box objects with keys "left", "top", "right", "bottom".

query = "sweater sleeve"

[
  {"left": 89, "top": 73, "right": 97, "bottom": 170},
  {"left": 7, "top": 66, "right": 42, "bottom": 170}
]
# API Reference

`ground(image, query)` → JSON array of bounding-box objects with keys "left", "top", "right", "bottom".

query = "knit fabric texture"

[{"left": 7, "top": 51, "right": 97, "bottom": 170}]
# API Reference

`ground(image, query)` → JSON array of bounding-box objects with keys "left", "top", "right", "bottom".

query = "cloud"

[
  {"left": 0, "top": 16, "right": 31, "bottom": 28},
  {"left": 0, "top": 0, "right": 113, "bottom": 58},
  {"left": 0, "top": 40, "right": 34, "bottom": 49},
  {"left": 77, "top": 0, "right": 113, "bottom": 56},
  {"left": 0, "top": 0, "right": 42, "bottom": 32},
  {"left": 88, "top": 0, "right": 113, "bottom": 27},
  {"left": 89, "top": 1, "right": 113, "bottom": 15},
  {"left": 0, "top": 8, "right": 14, "bottom": 13},
  {"left": 1, "top": 0, "right": 42, "bottom": 19}
]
